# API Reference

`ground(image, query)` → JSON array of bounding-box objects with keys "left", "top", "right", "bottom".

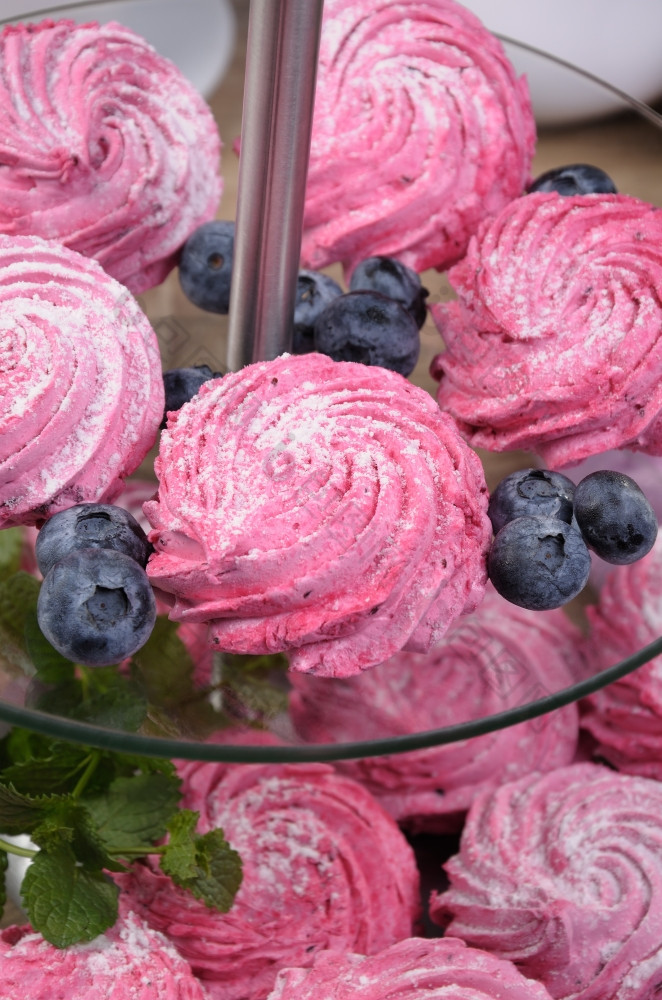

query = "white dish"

[
  {"left": 0, "top": 0, "right": 237, "bottom": 98},
  {"left": 460, "top": 0, "right": 662, "bottom": 125}
]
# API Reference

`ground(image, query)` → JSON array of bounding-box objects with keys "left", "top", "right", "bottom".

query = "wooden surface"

[{"left": 3, "top": 0, "right": 662, "bottom": 930}]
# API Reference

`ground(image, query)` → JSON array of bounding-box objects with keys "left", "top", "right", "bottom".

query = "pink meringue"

[
  {"left": 117, "top": 760, "right": 420, "bottom": 1000},
  {"left": 290, "top": 585, "right": 581, "bottom": 831},
  {"left": 0, "top": 909, "right": 207, "bottom": 1000},
  {"left": 431, "top": 192, "right": 662, "bottom": 468},
  {"left": 303, "top": 0, "right": 535, "bottom": 276},
  {"left": 268, "top": 937, "right": 554, "bottom": 1000},
  {"left": 431, "top": 762, "right": 662, "bottom": 1000},
  {"left": 580, "top": 531, "right": 662, "bottom": 778},
  {"left": 145, "top": 353, "right": 491, "bottom": 677},
  {"left": 0, "top": 236, "right": 164, "bottom": 528},
  {"left": 0, "top": 19, "right": 221, "bottom": 293}
]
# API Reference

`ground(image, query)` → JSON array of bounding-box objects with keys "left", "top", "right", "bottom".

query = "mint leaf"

[
  {"left": 0, "top": 529, "right": 23, "bottom": 581},
  {"left": 0, "top": 848, "right": 7, "bottom": 913},
  {"left": 131, "top": 616, "right": 197, "bottom": 710},
  {"left": 0, "top": 572, "right": 40, "bottom": 645},
  {"left": 0, "top": 783, "right": 64, "bottom": 835},
  {"left": 0, "top": 572, "right": 41, "bottom": 675},
  {"left": 132, "top": 617, "right": 228, "bottom": 736},
  {"left": 21, "top": 843, "right": 119, "bottom": 948},
  {"left": 162, "top": 810, "right": 242, "bottom": 911},
  {"left": 160, "top": 810, "right": 199, "bottom": 882},
  {"left": 30, "top": 800, "right": 125, "bottom": 874},
  {"left": 24, "top": 608, "right": 76, "bottom": 684},
  {"left": 1, "top": 744, "right": 93, "bottom": 796},
  {"left": 41, "top": 667, "right": 148, "bottom": 732},
  {"left": 219, "top": 652, "right": 289, "bottom": 722},
  {"left": 181, "top": 828, "right": 243, "bottom": 911},
  {"left": 84, "top": 773, "right": 182, "bottom": 852}
]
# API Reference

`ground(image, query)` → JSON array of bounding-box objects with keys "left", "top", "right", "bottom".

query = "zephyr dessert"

[
  {"left": 267, "top": 937, "right": 554, "bottom": 1000},
  {"left": 303, "top": 0, "right": 535, "bottom": 276},
  {"left": 431, "top": 763, "right": 662, "bottom": 1000},
  {"left": 0, "top": 908, "right": 207, "bottom": 1000},
  {"left": 580, "top": 531, "right": 662, "bottom": 778},
  {"left": 0, "top": 19, "right": 221, "bottom": 293},
  {"left": 117, "top": 760, "right": 420, "bottom": 1000},
  {"left": 146, "top": 352, "right": 491, "bottom": 677},
  {"left": 290, "top": 585, "right": 581, "bottom": 831},
  {"left": 431, "top": 192, "right": 662, "bottom": 468},
  {"left": 0, "top": 235, "right": 164, "bottom": 529}
]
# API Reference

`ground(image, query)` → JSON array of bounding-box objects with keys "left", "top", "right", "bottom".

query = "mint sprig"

[
  {"left": 21, "top": 843, "right": 120, "bottom": 949},
  {"left": 161, "top": 809, "right": 243, "bottom": 911},
  {"left": 0, "top": 732, "right": 243, "bottom": 948}
]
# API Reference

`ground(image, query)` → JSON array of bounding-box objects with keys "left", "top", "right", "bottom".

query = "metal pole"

[{"left": 227, "top": 0, "right": 324, "bottom": 370}]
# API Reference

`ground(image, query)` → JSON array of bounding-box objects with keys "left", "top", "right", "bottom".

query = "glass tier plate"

[{"left": 1, "top": 2, "right": 662, "bottom": 761}]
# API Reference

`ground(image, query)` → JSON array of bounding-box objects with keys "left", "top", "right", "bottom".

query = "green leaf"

[
  {"left": 0, "top": 572, "right": 41, "bottom": 645},
  {"left": 0, "top": 848, "right": 7, "bottom": 914},
  {"left": 0, "top": 529, "right": 24, "bottom": 581},
  {"left": 21, "top": 843, "right": 119, "bottom": 948},
  {"left": 1, "top": 744, "right": 93, "bottom": 796},
  {"left": 37, "top": 668, "right": 148, "bottom": 732},
  {"left": 160, "top": 810, "right": 199, "bottom": 882},
  {"left": 131, "top": 616, "right": 197, "bottom": 710},
  {"left": 219, "top": 652, "right": 289, "bottom": 722},
  {"left": 24, "top": 608, "right": 76, "bottom": 684},
  {"left": 30, "top": 800, "right": 124, "bottom": 873},
  {"left": 0, "top": 728, "right": 53, "bottom": 767},
  {"left": 162, "top": 810, "right": 242, "bottom": 912},
  {"left": 0, "top": 783, "right": 64, "bottom": 835},
  {"left": 84, "top": 773, "right": 182, "bottom": 852},
  {"left": 0, "top": 572, "right": 42, "bottom": 675}
]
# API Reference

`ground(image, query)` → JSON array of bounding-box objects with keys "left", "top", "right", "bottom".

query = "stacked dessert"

[{"left": 1, "top": 3, "right": 662, "bottom": 1000}]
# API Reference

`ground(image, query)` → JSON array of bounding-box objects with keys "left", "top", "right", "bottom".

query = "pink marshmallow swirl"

[
  {"left": 580, "top": 531, "right": 662, "bottom": 779},
  {"left": 0, "top": 19, "right": 221, "bottom": 294},
  {"left": 0, "top": 909, "right": 207, "bottom": 1000},
  {"left": 302, "top": 0, "right": 535, "bottom": 276},
  {"left": 431, "top": 763, "right": 662, "bottom": 1000},
  {"left": 117, "top": 761, "right": 420, "bottom": 1000},
  {"left": 289, "top": 585, "right": 581, "bottom": 833},
  {"left": 0, "top": 236, "right": 164, "bottom": 528},
  {"left": 145, "top": 353, "right": 491, "bottom": 677},
  {"left": 268, "top": 937, "right": 554, "bottom": 1000},
  {"left": 431, "top": 192, "right": 662, "bottom": 468}
]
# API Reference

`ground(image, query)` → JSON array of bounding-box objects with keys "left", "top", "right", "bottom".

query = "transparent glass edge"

[
  {"left": 1, "top": 635, "right": 660, "bottom": 762},
  {"left": 496, "top": 33, "right": 662, "bottom": 129}
]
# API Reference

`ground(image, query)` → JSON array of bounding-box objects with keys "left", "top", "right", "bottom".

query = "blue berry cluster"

[
  {"left": 177, "top": 224, "right": 429, "bottom": 378},
  {"left": 293, "top": 256, "right": 428, "bottom": 377},
  {"left": 36, "top": 504, "right": 156, "bottom": 666},
  {"left": 487, "top": 468, "right": 657, "bottom": 610}
]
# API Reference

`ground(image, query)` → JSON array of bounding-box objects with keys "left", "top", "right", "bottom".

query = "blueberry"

[
  {"left": 349, "top": 256, "right": 429, "bottom": 329},
  {"left": 488, "top": 468, "right": 576, "bottom": 535},
  {"left": 293, "top": 270, "right": 343, "bottom": 355},
  {"left": 36, "top": 503, "right": 151, "bottom": 576},
  {"left": 313, "top": 290, "right": 420, "bottom": 376},
  {"left": 37, "top": 548, "right": 156, "bottom": 666},
  {"left": 527, "top": 164, "right": 617, "bottom": 196},
  {"left": 573, "top": 470, "right": 657, "bottom": 564},
  {"left": 178, "top": 220, "right": 234, "bottom": 313},
  {"left": 162, "top": 364, "right": 222, "bottom": 427},
  {"left": 488, "top": 515, "right": 591, "bottom": 611}
]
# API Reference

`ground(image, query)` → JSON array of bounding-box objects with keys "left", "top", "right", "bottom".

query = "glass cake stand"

[{"left": 1, "top": 0, "right": 662, "bottom": 762}]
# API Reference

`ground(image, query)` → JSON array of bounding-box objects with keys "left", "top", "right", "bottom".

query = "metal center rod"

[{"left": 226, "top": 0, "right": 324, "bottom": 370}]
